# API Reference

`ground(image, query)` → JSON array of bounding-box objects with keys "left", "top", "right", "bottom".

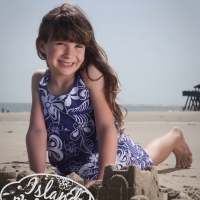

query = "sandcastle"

[
  {"left": 96, "top": 165, "right": 163, "bottom": 200},
  {"left": 0, "top": 166, "right": 17, "bottom": 190}
]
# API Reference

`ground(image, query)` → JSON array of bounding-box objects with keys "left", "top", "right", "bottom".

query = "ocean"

[{"left": 0, "top": 103, "right": 182, "bottom": 113}]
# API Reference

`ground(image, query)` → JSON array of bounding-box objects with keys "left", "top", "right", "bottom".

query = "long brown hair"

[{"left": 36, "top": 3, "right": 126, "bottom": 130}]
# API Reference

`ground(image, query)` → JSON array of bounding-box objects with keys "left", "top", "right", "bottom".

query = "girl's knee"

[
  {"left": 169, "top": 127, "right": 183, "bottom": 141},
  {"left": 171, "top": 127, "right": 182, "bottom": 135}
]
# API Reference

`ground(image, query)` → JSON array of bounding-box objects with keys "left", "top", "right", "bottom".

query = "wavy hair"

[{"left": 36, "top": 3, "right": 126, "bottom": 131}]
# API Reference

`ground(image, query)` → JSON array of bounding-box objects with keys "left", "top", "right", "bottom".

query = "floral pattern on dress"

[
  {"left": 39, "top": 69, "right": 153, "bottom": 181},
  {"left": 58, "top": 76, "right": 89, "bottom": 108},
  {"left": 79, "top": 154, "right": 99, "bottom": 181},
  {"left": 65, "top": 142, "right": 80, "bottom": 157},
  {"left": 116, "top": 135, "right": 153, "bottom": 170},
  {"left": 47, "top": 122, "right": 64, "bottom": 134},
  {"left": 39, "top": 88, "right": 67, "bottom": 123},
  {"left": 48, "top": 133, "right": 64, "bottom": 162},
  {"left": 66, "top": 161, "right": 82, "bottom": 174}
]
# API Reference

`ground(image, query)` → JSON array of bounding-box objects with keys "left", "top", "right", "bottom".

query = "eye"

[
  {"left": 75, "top": 44, "right": 84, "bottom": 48},
  {"left": 55, "top": 41, "right": 65, "bottom": 46}
]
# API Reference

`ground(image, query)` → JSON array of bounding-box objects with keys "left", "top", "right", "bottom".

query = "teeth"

[{"left": 61, "top": 61, "right": 73, "bottom": 66}]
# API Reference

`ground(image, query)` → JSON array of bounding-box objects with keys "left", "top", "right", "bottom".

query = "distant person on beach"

[
  {"left": 26, "top": 3, "right": 192, "bottom": 187},
  {"left": 2, "top": 108, "right": 4, "bottom": 113}
]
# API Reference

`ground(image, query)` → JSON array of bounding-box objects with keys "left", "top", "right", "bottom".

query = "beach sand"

[{"left": 0, "top": 111, "right": 199, "bottom": 199}]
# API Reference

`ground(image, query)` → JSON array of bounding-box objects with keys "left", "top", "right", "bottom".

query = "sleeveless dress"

[{"left": 38, "top": 69, "right": 153, "bottom": 181}]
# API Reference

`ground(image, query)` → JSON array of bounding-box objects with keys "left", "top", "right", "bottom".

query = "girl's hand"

[{"left": 84, "top": 180, "right": 96, "bottom": 188}]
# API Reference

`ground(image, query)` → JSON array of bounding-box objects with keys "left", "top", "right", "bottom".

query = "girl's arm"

[
  {"left": 26, "top": 70, "right": 47, "bottom": 173},
  {"left": 81, "top": 65, "right": 118, "bottom": 182}
]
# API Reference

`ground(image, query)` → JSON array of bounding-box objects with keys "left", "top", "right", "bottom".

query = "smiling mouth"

[{"left": 60, "top": 61, "right": 74, "bottom": 67}]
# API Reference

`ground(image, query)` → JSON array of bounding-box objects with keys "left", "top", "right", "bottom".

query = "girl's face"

[{"left": 40, "top": 40, "right": 85, "bottom": 76}]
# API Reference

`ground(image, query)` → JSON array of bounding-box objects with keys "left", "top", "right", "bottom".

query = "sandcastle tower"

[{"left": 97, "top": 165, "right": 163, "bottom": 200}]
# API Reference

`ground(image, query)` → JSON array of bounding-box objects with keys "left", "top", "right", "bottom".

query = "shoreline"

[{"left": 1, "top": 110, "right": 200, "bottom": 121}]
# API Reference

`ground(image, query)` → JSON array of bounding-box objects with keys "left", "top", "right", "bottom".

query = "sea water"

[{"left": 0, "top": 103, "right": 182, "bottom": 113}]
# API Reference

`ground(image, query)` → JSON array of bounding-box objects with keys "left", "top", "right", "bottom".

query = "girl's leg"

[{"left": 144, "top": 127, "right": 192, "bottom": 168}]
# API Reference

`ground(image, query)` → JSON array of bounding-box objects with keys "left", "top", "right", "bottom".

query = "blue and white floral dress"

[{"left": 38, "top": 69, "right": 153, "bottom": 181}]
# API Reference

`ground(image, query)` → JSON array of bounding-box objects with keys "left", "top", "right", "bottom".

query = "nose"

[{"left": 63, "top": 45, "right": 74, "bottom": 59}]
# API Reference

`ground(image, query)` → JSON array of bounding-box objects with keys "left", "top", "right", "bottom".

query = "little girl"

[{"left": 26, "top": 2, "right": 192, "bottom": 187}]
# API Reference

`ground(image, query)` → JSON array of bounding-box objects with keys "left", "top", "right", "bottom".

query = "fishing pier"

[{"left": 182, "top": 84, "right": 200, "bottom": 111}]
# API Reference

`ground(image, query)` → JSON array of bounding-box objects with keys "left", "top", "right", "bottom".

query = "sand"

[{"left": 0, "top": 111, "right": 199, "bottom": 199}]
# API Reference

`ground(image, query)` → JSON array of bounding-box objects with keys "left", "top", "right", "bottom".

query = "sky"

[{"left": 0, "top": 0, "right": 199, "bottom": 105}]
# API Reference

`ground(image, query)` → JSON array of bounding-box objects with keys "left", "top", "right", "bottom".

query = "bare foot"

[{"left": 172, "top": 127, "right": 192, "bottom": 168}]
